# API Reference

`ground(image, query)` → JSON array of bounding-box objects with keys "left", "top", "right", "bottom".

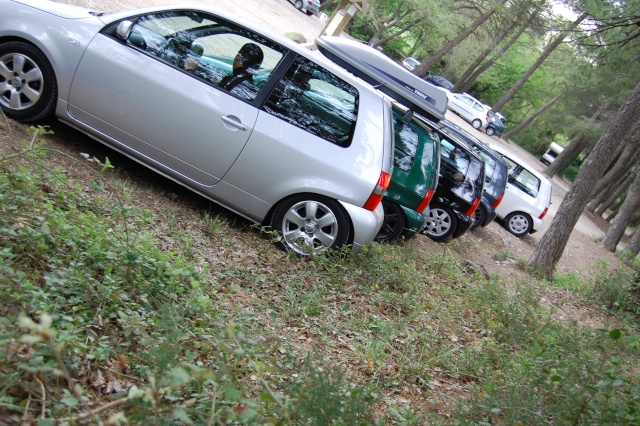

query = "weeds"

[{"left": 1, "top": 126, "right": 639, "bottom": 424}]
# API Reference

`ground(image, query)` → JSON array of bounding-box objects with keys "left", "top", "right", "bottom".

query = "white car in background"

[
  {"left": 488, "top": 144, "right": 552, "bottom": 237},
  {"left": 446, "top": 92, "right": 489, "bottom": 130},
  {"left": 401, "top": 57, "right": 420, "bottom": 71}
]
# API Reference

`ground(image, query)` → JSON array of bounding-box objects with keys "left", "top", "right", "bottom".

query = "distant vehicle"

[
  {"left": 540, "top": 142, "right": 564, "bottom": 165},
  {"left": 425, "top": 75, "right": 454, "bottom": 91},
  {"left": 375, "top": 105, "right": 441, "bottom": 242},
  {"left": 446, "top": 92, "right": 489, "bottom": 130},
  {"left": 288, "top": 0, "right": 321, "bottom": 15},
  {"left": 486, "top": 110, "right": 506, "bottom": 137},
  {"left": 314, "top": 36, "right": 449, "bottom": 243},
  {"left": 401, "top": 57, "right": 421, "bottom": 71},
  {"left": 439, "top": 120, "right": 508, "bottom": 230},
  {"left": 489, "top": 144, "right": 553, "bottom": 237}
]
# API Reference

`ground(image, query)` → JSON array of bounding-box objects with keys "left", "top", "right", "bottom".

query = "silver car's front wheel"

[
  {"left": 271, "top": 194, "right": 350, "bottom": 256},
  {"left": 505, "top": 212, "right": 532, "bottom": 237},
  {"left": 0, "top": 41, "right": 57, "bottom": 122}
]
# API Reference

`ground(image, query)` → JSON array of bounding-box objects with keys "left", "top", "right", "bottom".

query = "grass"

[{"left": 1, "top": 126, "right": 639, "bottom": 424}]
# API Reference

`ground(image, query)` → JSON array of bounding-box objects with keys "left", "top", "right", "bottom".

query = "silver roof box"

[{"left": 315, "top": 36, "right": 448, "bottom": 121}]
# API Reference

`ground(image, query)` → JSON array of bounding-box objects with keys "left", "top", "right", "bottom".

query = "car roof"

[{"left": 488, "top": 144, "right": 550, "bottom": 183}]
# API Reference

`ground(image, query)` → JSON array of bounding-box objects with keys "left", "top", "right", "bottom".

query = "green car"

[{"left": 375, "top": 104, "right": 441, "bottom": 242}]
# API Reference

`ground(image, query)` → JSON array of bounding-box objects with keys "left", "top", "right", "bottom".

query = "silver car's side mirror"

[{"left": 116, "top": 21, "right": 133, "bottom": 40}]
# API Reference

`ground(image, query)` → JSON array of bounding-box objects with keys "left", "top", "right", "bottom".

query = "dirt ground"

[{"left": 37, "top": 0, "right": 629, "bottom": 281}]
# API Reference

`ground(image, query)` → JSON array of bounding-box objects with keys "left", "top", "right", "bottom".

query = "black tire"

[
  {"left": 294, "top": 0, "right": 303, "bottom": 10},
  {"left": 504, "top": 212, "right": 532, "bottom": 237},
  {"left": 375, "top": 200, "right": 406, "bottom": 243},
  {"left": 423, "top": 204, "right": 457, "bottom": 242},
  {"left": 472, "top": 119, "right": 482, "bottom": 129},
  {"left": 0, "top": 41, "right": 57, "bottom": 122},
  {"left": 271, "top": 194, "right": 350, "bottom": 256},
  {"left": 486, "top": 126, "right": 495, "bottom": 136},
  {"left": 471, "top": 204, "right": 486, "bottom": 230}
]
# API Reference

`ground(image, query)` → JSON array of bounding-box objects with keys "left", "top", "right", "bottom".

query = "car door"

[
  {"left": 450, "top": 94, "right": 475, "bottom": 121},
  {"left": 67, "top": 11, "right": 285, "bottom": 187}
]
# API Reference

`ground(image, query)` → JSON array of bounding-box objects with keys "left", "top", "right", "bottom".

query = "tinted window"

[
  {"left": 264, "top": 57, "right": 358, "bottom": 147},
  {"left": 126, "top": 11, "right": 285, "bottom": 101},
  {"left": 474, "top": 148, "right": 497, "bottom": 182},
  {"left": 393, "top": 115, "right": 419, "bottom": 172},
  {"left": 440, "top": 138, "right": 470, "bottom": 183}
]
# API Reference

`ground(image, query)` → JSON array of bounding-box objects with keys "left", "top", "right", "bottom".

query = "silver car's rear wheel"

[
  {"left": 424, "top": 205, "right": 457, "bottom": 242},
  {"left": 472, "top": 119, "right": 482, "bottom": 129},
  {"left": 0, "top": 41, "right": 57, "bottom": 122},
  {"left": 271, "top": 194, "right": 350, "bottom": 256},
  {"left": 505, "top": 212, "right": 532, "bottom": 237},
  {"left": 294, "top": 0, "right": 304, "bottom": 10}
]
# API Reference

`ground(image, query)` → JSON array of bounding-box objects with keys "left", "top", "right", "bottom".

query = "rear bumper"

[
  {"left": 340, "top": 201, "right": 384, "bottom": 253},
  {"left": 452, "top": 211, "right": 473, "bottom": 238}
]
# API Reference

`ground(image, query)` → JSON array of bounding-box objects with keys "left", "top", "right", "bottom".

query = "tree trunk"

[
  {"left": 413, "top": 0, "right": 508, "bottom": 76},
  {"left": 623, "top": 226, "right": 640, "bottom": 256},
  {"left": 606, "top": 205, "right": 620, "bottom": 221},
  {"left": 502, "top": 93, "right": 561, "bottom": 140},
  {"left": 593, "top": 171, "right": 635, "bottom": 216},
  {"left": 453, "top": 7, "right": 539, "bottom": 93},
  {"left": 545, "top": 103, "right": 608, "bottom": 177},
  {"left": 491, "top": 13, "right": 588, "bottom": 112},
  {"left": 587, "top": 141, "right": 639, "bottom": 206},
  {"left": 601, "top": 171, "right": 640, "bottom": 251},
  {"left": 528, "top": 80, "right": 640, "bottom": 280},
  {"left": 545, "top": 135, "right": 587, "bottom": 178}
]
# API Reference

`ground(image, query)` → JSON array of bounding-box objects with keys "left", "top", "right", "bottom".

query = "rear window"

[
  {"left": 514, "top": 168, "right": 540, "bottom": 198},
  {"left": 263, "top": 57, "right": 358, "bottom": 147},
  {"left": 393, "top": 116, "right": 419, "bottom": 172},
  {"left": 474, "top": 148, "right": 497, "bottom": 181},
  {"left": 440, "top": 138, "right": 470, "bottom": 183}
]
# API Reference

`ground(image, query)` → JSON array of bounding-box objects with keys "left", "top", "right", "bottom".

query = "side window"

[
  {"left": 458, "top": 95, "right": 474, "bottom": 106},
  {"left": 263, "top": 57, "right": 358, "bottom": 147},
  {"left": 124, "top": 11, "right": 285, "bottom": 101},
  {"left": 473, "top": 103, "right": 484, "bottom": 112}
]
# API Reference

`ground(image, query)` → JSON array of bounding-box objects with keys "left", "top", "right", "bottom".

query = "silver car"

[{"left": 0, "top": 0, "right": 394, "bottom": 257}]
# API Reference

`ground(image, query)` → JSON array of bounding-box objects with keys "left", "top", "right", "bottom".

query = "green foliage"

[
  {"left": 1, "top": 126, "right": 639, "bottom": 424},
  {"left": 585, "top": 259, "right": 639, "bottom": 315}
]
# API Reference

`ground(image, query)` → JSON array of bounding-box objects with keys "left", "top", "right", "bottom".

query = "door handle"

[{"left": 221, "top": 115, "right": 248, "bottom": 131}]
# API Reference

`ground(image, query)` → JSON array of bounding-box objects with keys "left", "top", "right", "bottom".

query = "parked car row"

[{"left": 0, "top": 0, "right": 551, "bottom": 258}]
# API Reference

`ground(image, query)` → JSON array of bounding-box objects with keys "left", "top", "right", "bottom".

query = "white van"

[{"left": 540, "top": 142, "right": 564, "bottom": 165}]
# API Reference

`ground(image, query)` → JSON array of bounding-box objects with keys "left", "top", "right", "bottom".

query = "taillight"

[
  {"left": 492, "top": 193, "right": 504, "bottom": 209},
  {"left": 415, "top": 188, "right": 435, "bottom": 213},
  {"left": 364, "top": 171, "right": 391, "bottom": 211},
  {"left": 539, "top": 207, "right": 549, "bottom": 220},
  {"left": 466, "top": 197, "right": 481, "bottom": 217}
]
